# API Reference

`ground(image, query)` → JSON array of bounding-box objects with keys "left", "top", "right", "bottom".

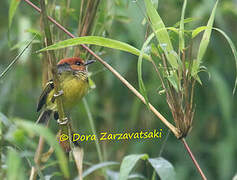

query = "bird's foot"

[
  {"left": 54, "top": 90, "right": 64, "bottom": 98},
  {"left": 52, "top": 90, "right": 64, "bottom": 103},
  {"left": 57, "top": 117, "right": 68, "bottom": 125}
]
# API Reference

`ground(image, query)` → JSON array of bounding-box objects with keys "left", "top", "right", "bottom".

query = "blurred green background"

[{"left": 0, "top": 0, "right": 237, "bottom": 179}]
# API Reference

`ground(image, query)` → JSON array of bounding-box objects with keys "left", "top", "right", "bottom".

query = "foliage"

[{"left": 0, "top": 0, "right": 237, "bottom": 179}]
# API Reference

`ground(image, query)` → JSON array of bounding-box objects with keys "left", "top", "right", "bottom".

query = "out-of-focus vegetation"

[{"left": 0, "top": 0, "right": 237, "bottom": 179}]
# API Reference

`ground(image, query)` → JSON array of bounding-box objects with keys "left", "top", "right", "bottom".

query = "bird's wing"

[{"left": 37, "top": 80, "right": 54, "bottom": 112}]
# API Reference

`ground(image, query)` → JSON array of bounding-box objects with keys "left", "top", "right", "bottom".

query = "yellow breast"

[{"left": 46, "top": 72, "right": 89, "bottom": 112}]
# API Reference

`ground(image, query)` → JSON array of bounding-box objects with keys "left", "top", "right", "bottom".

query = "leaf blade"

[
  {"left": 119, "top": 154, "right": 148, "bottom": 180},
  {"left": 213, "top": 28, "right": 237, "bottom": 94},
  {"left": 7, "top": 148, "right": 26, "bottom": 180},
  {"left": 137, "top": 32, "right": 156, "bottom": 110},
  {"left": 148, "top": 157, "right": 176, "bottom": 180},
  {"left": 179, "top": 0, "right": 187, "bottom": 51},
  {"left": 83, "top": 161, "right": 119, "bottom": 178},
  {"left": 144, "top": 0, "right": 178, "bottom": 68},
  {"left": 9, "top": 0, "right": 20, "bottom": 29},
  {"left": 37, "top": 36, "right": 151, "bottom": 61},
  {"left": 196, "top": 1, "right": 218, "bottom": 67},
  {"left": 16, "top": 120, "right": 70, "bottom": 179}
]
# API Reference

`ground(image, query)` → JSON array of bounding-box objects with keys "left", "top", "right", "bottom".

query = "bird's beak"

[{"left": 84, "top": 60, "right": 96, "bottom": 66}]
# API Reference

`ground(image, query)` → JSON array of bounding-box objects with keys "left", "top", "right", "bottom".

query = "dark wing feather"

[{"left": 37, "top": 80, "right": 54, "bottom": 112}]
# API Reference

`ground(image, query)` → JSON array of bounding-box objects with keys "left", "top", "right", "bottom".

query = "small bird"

[{"left": 36, "top": 57, "right": 95, "bottom": 124}]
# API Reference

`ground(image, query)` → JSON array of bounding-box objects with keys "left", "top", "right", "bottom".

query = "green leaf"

[
  {"left": 26, "top": 28, "right": 42, "bottom": 40},
  {"left": 7, "top": 148, "right": 26, "bottom": 180},
  {"left": 167, "top": 71, "right": 179, "bottom": 92},
  {"left": 8, "top": 0, "right": 20, "bottom": 29},
  {"left": 119, "top": 154, "right": 148, "bottom": 180},
  {"left": 192, "top": 26, "right": 237, "bottom": 93},
  {"left": 191, "top": 60, "right": 203, "bottom": 85},
  {"left": 107, "top": 170, "right": 145, "bottom": 180},
  {"left": 144, "top": 0, "right": 178, "bottom": 69},
  {"left": 15, "top": 120, "right": 69, "bottom": 179},
  {"left": 114, "top": 15, "right": 131, "bottom": 23},
  {"left": 179, "top": 0, "right": 187, "bottom": 51},
  {"left": 213, "top": 28, "right": 237, "bottom": 94},
  {"left": 174, "top": 17, "right": 198, "bottom": 28},
  {"left": 83, "top": 161, "right": 119, "bottom": 178},
  {"left": 88, "top": 77, "right": 96, "bottom": 89},
  {"left": 192, "top": 26, "right": 207, "bottom": 39},
  {"left": 151, "top": 0, "right": 159, "bottom": 9},
  {"left": 138, "top": 32, "right": 156, "bottom": 110},
  {"left": 83, "top": 98, "right": 103, "bottom": 163},
  {"left": 37, "top": 36, "right": 151, "bottom": 61},
  {"left": 137, "top": 27, "right": 180, "bottom": 101},
  {"left": 148, "top": 157, "right": 176, "bottom": 180},
  {"left": 196, "top": 1, "right": 218, "bottom": 68}
]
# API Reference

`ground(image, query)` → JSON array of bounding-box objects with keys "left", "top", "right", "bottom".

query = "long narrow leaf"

[
  {"left": 138, "top": 32, "right": 156, "bottom": 109},
  {"left": 83, "top": 161, "right": 119, "bottom": 178},
  {"left": 144, "top": 0, "right": 178, "bottom": 69},
  {"left": 8, "top": 0, "right": 20, "bottom": 29},
  {"left": 137, "top": 27, "right": 181, "bottom": 96},
  {"left": 0, "top": 36, "right": 36, "bottom": 79},
  {"left": 196, "top": 1, "right": 218, "bottom": 66},
  {"left": 148, "top": 157, "right": 176, "bottom": 180},
  {"left": 7, "top": 149, "right": 26, "bottom": 180},
  {"left": 83, "top": 98, "right": 103, "bottom": 162},
  {"left": 213, "top": 28, "right": 237, "bottom": 94},
  {"left": 107, "top": 170, "right": 145, "bottom": 180},
  {"left": 37, "top": 36, "right": 151, "bottom": 61},
  {"left": 174, "top": 17, "right": 198, "bottom": 28},
  {"left": 192, "top": 26, "right": 237, "bottom": 93},
  {"left": 16, "top": 120, "right": 69, "bottom": 179},
  {"left": 179, "top": 0, "right": 187, "bottom": 51},
  {"left": 192, "top": 26, "right": 207, "bottom": 39}
]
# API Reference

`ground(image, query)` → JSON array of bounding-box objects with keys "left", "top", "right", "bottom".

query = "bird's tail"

[{"left": 36, "top": 110, "right": 52, "bottom": 124}]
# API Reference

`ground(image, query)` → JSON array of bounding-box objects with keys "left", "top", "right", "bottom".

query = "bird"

[{"left": 36, "top": 57, "right": 95, "bottom": 124}]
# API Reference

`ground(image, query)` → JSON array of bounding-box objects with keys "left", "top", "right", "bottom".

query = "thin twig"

[
  {"left": 181, "top": 138, "right": 207, "bottom": 180},
  {"left": 30, "top": 121, "right": 49, "bottom": 180},
  {"left": 29, "top": 137, "right": 44, "bottom": 180}
]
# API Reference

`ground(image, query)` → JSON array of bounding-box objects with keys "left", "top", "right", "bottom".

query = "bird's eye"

[{"left": 75, "top": 61, "right": 81, "bottom": 65}]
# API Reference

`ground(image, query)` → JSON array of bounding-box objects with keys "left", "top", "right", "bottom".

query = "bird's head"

[{"left": 57, "top": 57, "right": 95, "bottom": 74}]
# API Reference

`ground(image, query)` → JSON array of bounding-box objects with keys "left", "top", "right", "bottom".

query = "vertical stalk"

[
  {"left": 30, "top": 120, "right": 50, "bottom": 180},
  {"left": 40, "top": 0, "right": 67, "bottom": 125},
  {"left": 30, "top": 0, "right": 70, "bottom": 179},
  {"left": 83, "top": 98, "right": 103, "bottom": 162},
  {"left": 0, "top": 117, "right": 2, "bottom": 178},
  {"left": 29, "top": 137, "right": 45, "bottom": 180},
  {"left": 40, "top": 0, "right": 70, "bottom": 150}
]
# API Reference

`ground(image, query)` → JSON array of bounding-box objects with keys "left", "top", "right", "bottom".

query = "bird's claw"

[
  {"left": 52, "top": 90, "right": 64, "bottom": 103},
  {"left": 54, "top": 90, "right": 64, "bottom": 98},
  {"left": 57, "top": 117, "right": 68, "bottom": 125}
]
